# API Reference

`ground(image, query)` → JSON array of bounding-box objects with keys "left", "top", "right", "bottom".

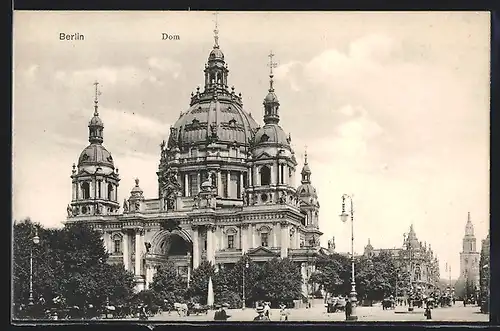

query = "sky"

[{"left": 13, "top": 11, "right": 490, "bottom": 279}]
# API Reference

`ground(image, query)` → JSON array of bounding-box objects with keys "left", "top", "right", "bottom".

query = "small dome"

[
  {"left": 209, "top": 47, "right": 224, "bottom": 61},
  {"left": 89, "top": 115, "right": 103, "bottom": 127},
  {"left": 296, "top": 183, "right": 318, "bottom": 199},
  {"left": 253, "top": 124, "right": 289, "bottom": 146},
  {"left": 78, "top": 143, "right": 114, "bottom": 168},
  {"left": 264, "top": 91, "right": 279, "bottom": 103},
  {"left": 301, "top": 163, "right": 311, "bottom": 174}
]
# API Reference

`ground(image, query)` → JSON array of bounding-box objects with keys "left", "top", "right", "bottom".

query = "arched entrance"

[{"left": 145, "top": 229, "right": 193, "bottom": 288}]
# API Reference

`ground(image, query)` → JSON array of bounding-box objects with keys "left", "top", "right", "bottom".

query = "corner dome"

[
  {"left": 264, "top": 91, "right": 279, "bottom": 103},
  {"left": 296, "top": 183, "right": 318, "bottom": 199},
  {"left": 253, "top": 124, "right": 289, "bottom": 146},
  {"left": 78, "top": 143, "right": 114, "bottom": 169}
]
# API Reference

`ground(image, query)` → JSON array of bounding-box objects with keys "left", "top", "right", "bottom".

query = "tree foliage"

[
  {"left": 255, "top": 258, "right": 302, "bottom": 304},
  {"left": 150, "top": 261, "right": 187, "bottom": 305},
  {"left": 187, "top": 260, "right": 215, "bottom": 304},
  {"left": 12, "top": 219, "right": 135, "bottom": 316},
  {"left": 310, "top": 253, "right": 351, "bottom": 295}
]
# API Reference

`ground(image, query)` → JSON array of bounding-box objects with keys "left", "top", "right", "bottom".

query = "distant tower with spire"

[{"left": 459, "top": 212, "right": 480, "bottom": 289}]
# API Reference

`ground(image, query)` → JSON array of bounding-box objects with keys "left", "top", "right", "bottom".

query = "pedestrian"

[
  {"left": 254, "top": 306, "right": 270, "bottom": 321},
  {"left": 214, "top": 304, "right": 230, "bottom": 321},
  {"left": 424, "top": 304, "right": 432, "bottom": 320},
  {"left": 345, "top": 300, "right": 352, "bottom": 320},
  {"left": 279, "top": 303, "right": 289, "bottom": 321},
  {"left": 264, "top": 302, "right": 271, "bottom": 319}
]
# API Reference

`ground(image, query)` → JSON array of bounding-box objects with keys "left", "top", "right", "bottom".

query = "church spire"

[
  {"left": 263, "top": 51, "right": 280, "bottom": 124},
  {"left": 88, "top": 81, "right": 104, "bottom": 144},
  {"left": 300, "top": 147, "right": 312, "bottom": 184}
]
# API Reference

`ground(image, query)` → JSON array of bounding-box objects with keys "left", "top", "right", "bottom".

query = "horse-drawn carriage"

[
  {"left": 382, "top": 298, "right": 395, "bottom": 310},
  {"left": 326, "top": 297, "right": 346, "bottom": 313},
  {"left": 187, "top": 302, "right": 209, "bottom": 316}
]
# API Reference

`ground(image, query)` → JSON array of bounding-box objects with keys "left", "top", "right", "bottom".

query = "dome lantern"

[
  {"left": 263, "top": 51, "right": 280, "bottom": 125},
  {"left": 88, "top": 81, "right": 104, "bottom": 144}
]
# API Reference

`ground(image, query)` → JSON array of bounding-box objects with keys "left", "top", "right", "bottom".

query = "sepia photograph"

[{"left": 12, "top": 11, "right": 490, "bottom": 322}]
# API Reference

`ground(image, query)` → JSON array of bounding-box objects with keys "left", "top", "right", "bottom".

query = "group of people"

[{"left": 213, "top": 301, "right": 290, "bottom": 321}]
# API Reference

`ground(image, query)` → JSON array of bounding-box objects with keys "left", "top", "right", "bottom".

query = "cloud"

[{"left": 147, "top": 57, "right": 182, "bottom": 79}]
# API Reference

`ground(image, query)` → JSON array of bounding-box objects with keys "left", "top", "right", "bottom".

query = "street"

[{"left": 148, "top": 301, "right": 488, "bottom": 322}]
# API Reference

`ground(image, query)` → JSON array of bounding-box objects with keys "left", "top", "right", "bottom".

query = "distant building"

[
  {"left": 479, "top": 230, "right": 490, "bottom": 309},
  {"left": 363, "top": 225, "right": 441, "bottom": 293},
  {"left": 64, "top": 23, "right": 329, "bottom": 294},
  {"left": 458, "top": 212, "right": 480, "bottom": 289}
]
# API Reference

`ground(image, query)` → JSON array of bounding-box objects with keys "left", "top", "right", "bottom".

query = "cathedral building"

[
  {"left": 363, "top": 225, "right": 441, "bottom": 293},
  {"left": 65, "top": 25, "right": 328, "bottom": 293},
  {"left": 458, "top": 212, "right": 480, "bottom": 289}
]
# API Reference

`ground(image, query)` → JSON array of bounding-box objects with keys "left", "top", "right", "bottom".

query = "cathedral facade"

[
  {"left": 363, "top": 225, "right": 441, "bottom": 294},
  {"left": 65, "top": 29, "right": 327, "bottom": 293},
  {"left": 458, "top": 212, "right": 480, "bottom": 289}
]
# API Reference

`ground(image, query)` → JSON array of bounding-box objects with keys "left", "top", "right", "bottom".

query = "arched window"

[
  {"left": 108, "top": 183, "right": 114, "bottom": 201},
  {"left": 258, "top": 226, "right": 271, "bottom": 247},
  {"left": 81, "top": 182, "right": 90, "bottom": 199},
  {"left": 260, "top": 166, "right": 271, "bottom": 186}
]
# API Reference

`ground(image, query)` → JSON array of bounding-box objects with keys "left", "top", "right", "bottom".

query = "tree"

[
  {"left": 13, "top": 219, "right": 136, "bottom": 317},
  {"left": 187, "top": 260, "right": 215, "bottom": 304},
  {"left": 150, "top": 261, "right": 187, "bottom": 306},
  {"left": 356, "top": 251, "right": 400, "bottom": 301},
  {"left": 310, "top": 253, "right": 351, "bottom": 296},
  {"left": 213, "top": 255, "right": 262, "bottom": 307},
  {"left": 255, "top": 258, "right": 302, "bottom": 304}
]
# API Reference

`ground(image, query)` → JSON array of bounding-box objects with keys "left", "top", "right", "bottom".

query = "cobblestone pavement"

[{"left": 148, "top": 302, "right": 489, "bottom": 322}]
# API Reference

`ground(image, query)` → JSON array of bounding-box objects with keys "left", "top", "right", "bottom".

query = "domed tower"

[
  {"left": 247, "top": 51, "right": 298, "bottom": 206},
  {"left": 67, "top": 82, "right": 120, "bottom": 218},
  {"left": 296, "top": 150, "right": 320, "bottom": 229},
  {"left": 364, "top": 238, "right": 374, "bottom": 257},
  {"left": 157, "top": 20, "right": 259, "bottom": 209}
]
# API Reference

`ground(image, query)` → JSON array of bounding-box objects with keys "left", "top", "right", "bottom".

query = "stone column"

[
  {"left": 134, "top": 229, "right": 142, "bottom": 276},
  {"left": 271, "top": 164, "right": 276, "bottom": 185},
  {"left": 296, "top": 229, "right": 301, "bottom": 248},
  {"left": 253, "top": 166, "right": 259, "bottom": 186},
  {"left": 217, "top": 171, "right": 223, "bottom": 196},
  {"left": 241, "top": 225, "right": 248, "bottom": 253},
  {"left": 197, "top": 173, "right": 201, "bottom": 194},
  {"left": 218, "top": 226, "right": 224, "bottom": 250},
  {"left": 273, "top": 224, "right": 278, "bottom": 248},
  {"left": 122, "top": 230, "right": 129, "bottom": 271},
  {"left": 192, "top": 226, "right": 200, "bottom": 268},
  {"left": 249, "top": 168, "right": 253, "bottom": 187},
  {"left": 145, "top": 265, "right": 150, "bottom": 289},
  {"left": 206, "top": 225, "right": 215, "bottom": 264},
  {"left": 239, "top": 172, "right": 244, "bottom": 198},
  {"left": 90, "top": 180, "right": 95, "bottom": 199},
  {"left": 184, "top": 174, "right": 189, "bottom": 197},
  {"left": 280, "top": 223, "right": 289, "bottom": 258},
  {"left": 251, "top": 224, "right": 256, "bottom": 248},
  {"left": 227, "top": 170, "right": 231, "bottom": 198}
]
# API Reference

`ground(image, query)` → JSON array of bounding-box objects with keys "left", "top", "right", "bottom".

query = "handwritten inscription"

[{"left": 59, "top": 33, "right": 85, "bottom": 41}]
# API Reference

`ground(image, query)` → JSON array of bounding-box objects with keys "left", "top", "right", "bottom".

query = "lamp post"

[
  {"left": 28, "top": 227, "right": 40, "bottom": 306},
  {"left": 340, "top": 194, "right": 357, "bottom": 321},
  {"left": 306, "top": 236, "right": 316, "bottom": 309},
  {"left": 242, "top": 260, "right": 249, "bottom": 309},
  {"left": 403, "top": 234, "right": 414, "bottom": 311}
]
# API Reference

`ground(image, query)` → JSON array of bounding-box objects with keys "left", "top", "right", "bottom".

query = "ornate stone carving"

[
  {"left": 123, "top": 199, "right": 129, "bottom": 212},
  {"left": 328, "top": 237, "right": 336, "bottom": 251},
  {"left": 67, "top": 204, "right": 73, "bottom": 217},
  {"left": 193, "top": 195, "right": 200, "bottom": 209}
]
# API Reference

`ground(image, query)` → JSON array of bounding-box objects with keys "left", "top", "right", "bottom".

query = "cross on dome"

[
  {"left": 93, "top": 81, "right": 102, "bottom": 116},
  {"left": 213, "top": 11, "right": 219, "bottom": 48},
  {"left": 267, "top": 51, "right": 278, "bottom": 91}
]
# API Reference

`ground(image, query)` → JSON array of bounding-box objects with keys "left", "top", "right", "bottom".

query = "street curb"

[{"left": 394, "top": 310, "right": 424, "bottom": 314}]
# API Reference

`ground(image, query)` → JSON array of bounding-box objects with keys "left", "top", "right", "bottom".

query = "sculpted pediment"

[
  {"left": 255, "top": 151, "right": 273, "bottom": 160},
  {"left": 247, "top": 246, "right": 279, "bottom": 257}
]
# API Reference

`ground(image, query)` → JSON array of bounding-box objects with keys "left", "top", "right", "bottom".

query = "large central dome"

[{"left": 167, "top": 43, "right": 259, "bottom": 149}]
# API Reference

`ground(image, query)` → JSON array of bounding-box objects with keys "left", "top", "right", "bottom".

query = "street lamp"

[
  {"left": 28, "top": 227, "right": 40, "bottom": 306},
  {"left": 340, "top": 194, "right": 357, "bottom": 321},
  {"left": 242, "top": 260, "right": 249, "bottom": 309},
  {"left": 306, "top": 236, "right": 316, "bottom": 309},
  {"left": 403, "top": 234, "right": 414, "bottom": 312}
]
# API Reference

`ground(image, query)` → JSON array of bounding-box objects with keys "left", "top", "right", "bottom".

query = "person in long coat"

[{"left": 345, "top": 300, "right": 352, "bottom": 320}]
